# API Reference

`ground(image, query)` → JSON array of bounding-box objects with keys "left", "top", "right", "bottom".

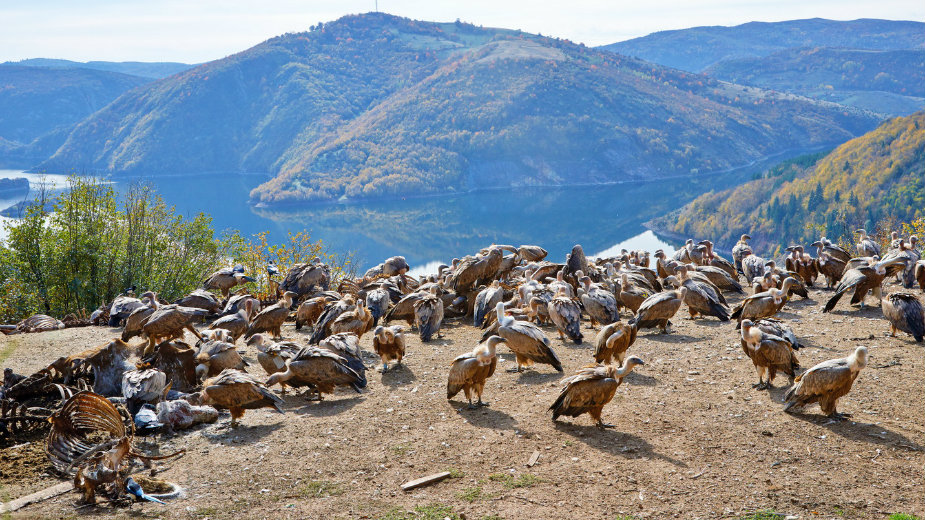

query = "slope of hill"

[
  {"left": 11, "top": 58, "right": 193, "bottom": 79},
  {"left": 600, "top": 18, "right": 925, "bottom": 72},
  {"left": 37, "top": 13, "right": 881, "bottom": 204},
  {"left": 0, "top": 65, "right": 151, "bottom": 166},
  {"left": 704, "top": 48, "right": 925, "bottom": 116},
  {"left": 658, "top": 111, "right": 925, "bottom": 255}
]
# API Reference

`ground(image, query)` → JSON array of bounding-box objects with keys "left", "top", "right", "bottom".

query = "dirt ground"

[{"left": 1, "top": 283, "right": 923, "bottom": 520}]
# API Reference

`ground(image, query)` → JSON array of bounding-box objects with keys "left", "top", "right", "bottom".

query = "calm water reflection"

[{"left": 1, "top": 163, "right": 772, "bottom": 271}]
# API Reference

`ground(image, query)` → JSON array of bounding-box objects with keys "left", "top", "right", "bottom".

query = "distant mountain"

[
  {"left": 37, "top": 13, "right": 881, "bottom": 204},
  {"left": 601, "top": 18, "right": 925, "bottom": 72},
  {"left": 10, "top": 58, "right": 193, "bottom": 79},
  {"left": 655, "top": 111, "right": 925, "bottom": 255},
  {"left": 0, "top": 65, "right": 151, "bottom": 167},
  {"left": 704, "top": 48, "right": 925, "bottom": 116}
]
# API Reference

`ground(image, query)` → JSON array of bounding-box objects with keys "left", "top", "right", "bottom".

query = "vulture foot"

[
  {"left": 476, "top": 400, "right": 489, "bottom": 408},
  {"left": 752, "top": 381, "right": 769, "bottom": 390},
  {"left": 596, "top": 422, "right": 615, "bottom": 430},
  {"left": 828, "top": 412, "right": 852, "bottom": 421},
  {"left": 505, "top": 366, "right": 523, "bottom": 373}
]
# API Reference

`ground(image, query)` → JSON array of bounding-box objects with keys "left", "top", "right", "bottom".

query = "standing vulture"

[
  {"left": 108, "top": 290, "right": 145, "bottom": 327},
  {"left": 310, "top": 294, "right": 357, "bottom": 343},
  {"left": 812, "top": 241, "right": 847, "bottom": 288},
  {"left": 363, "top": 256, "right": 410, "bottom": 280},
  {"left": 245, "top": 291, "right": 297, "bottom": 340},
  {"left": 548, "top": 290, "right": 584, "bottom": 344},
  {"left": 174, "top": 289, "right": 222, "bottom": 314},
  {"left": 373, "top": 325, "right": 406, "bottom": 372},
  {"left": 329, "top": 301, "right": 373, "bottom": 339},
  {"left": 495, "top": 302, "right": 562, "bottom": 373},
  {"left": 698, "top": 240, "right": 737, "bottom": 279},
  {"left": 731, "top": 278, "right": 799, "bottom": 328},
  {"left": 121, "top": 292, "right": 159, "bottom": 342},
  {"left": 195, "top": 338, "right": 246, "bottom": 379},
  {"left": 674, "top": 268, "right": 730, "bottom": 321},
  {"left": 447, "top": 336, "right": 503, "bottom": 409},
  {"left": 593, "top": 322, "right": 637, "bottom": 366},
  {"left": 141, "top": 305, "right": 209, "bottom": 355},
  {"left": 747, "top": 318, "right": 801, "bottom": 350},
  {"left": 365, "top": 282, "right": 391, "bottom": 327},
  {"left": 881, "top": 292, "right": 924, "bottom": 342},
  {"left": 413, "top": 286, "right": 444, "bottom": 342},
  {"left": 317, "top": 333, "right": 367, "bottom": 390},
  {"left": 207, "top": 299, "right": 254, "bottom": 343},
  {"left": 784, "top": 347, "right": 868, "bottom": 420},
  {"left": 450, "top": 249, "right": 503, "bottom": 293},
  {"left": 823, "top": 258, "right": 906, "bottom": 312},
  {"left": 855, "top": 229, "right": 881, "bottom": 258},
  {"left": 732, "top": 234, "right": 752, "bottom": 275},
  {"left": 265, "top": 347, "right": 365, "bottom": 401},
  {"left": 739, "top": 319, "right": 800, "bottom": 390},
  {"left": 473, "top": 280, "right": 505, "bottom": 327},
  {"left": 279, "top": 259, "right": 331, "bottom": 297},
  {"left": 628, "top": 288, "right": 687, "bottom": 333},
  {"left": 917, "top": 260, "right": 925, "bottom": 293},
  {"left": 204, "top": 268, "right": 254, "bottom": 297},
  {"left": 189, "top": 369, "right": 284, "bottom": 427},
  {"left": 785, "top": 246, "right": 818, "bottom": 287},
  {"left": 579, "top": 276, "right": 619, "bottom": 328},
  {"left": 247, "top": 335, "right": 301, "bottom": 390},
  {"left": 549, "top": 357, "right": 645, "bottom": 429}
]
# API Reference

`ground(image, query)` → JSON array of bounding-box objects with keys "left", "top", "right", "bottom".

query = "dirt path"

[{"left": 1, "top": 285, "right": 923, "bottom": 519}]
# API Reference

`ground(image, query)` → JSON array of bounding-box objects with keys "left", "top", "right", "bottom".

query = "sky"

[{"left": 1, "top": 0, "right": 922, "bottom": 64}]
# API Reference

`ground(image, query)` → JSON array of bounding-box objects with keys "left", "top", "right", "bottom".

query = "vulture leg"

[
  {"left": 475, "top": 383, "right": 488, "bottom": 408},
  {"left": 590, "top": 408, "right": 614, "bottom": 429},
  {"left": 303, "top": 388, "right": 322, "bottom": 401},
  {"left": 751, "top": 366, "right": 768, "bottom": 389},
  {"left": 828, "top": 411, "right": 852, "bottom": 421},
  {"left": 230, "top": 407, "right": 244, "bottom": 427},
  {"left": 464, "top": 387, "right": 476, "bottom": 410},
  {"left": 889, "top": 323, "right": 897, "bottom": 337},
  {"left": 186, "top": 324, "right": 203, "bottom": 340}
]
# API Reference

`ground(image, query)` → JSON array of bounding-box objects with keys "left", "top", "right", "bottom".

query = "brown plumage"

[
  {"left": 222, "top": 294, "right": 261, "bottom": 317},
  {"left": 121, "top": 368, "right": 168, "bottom": 414},
  {"left": 141, "top": 304, "right": 209, "bottom": 355},
  {"left": 784, "top": 347, "right": 867, "bottom": 420},
  {"left": 699, "top": 240, "right": 737, "bottom": 279},
  {"left": 823, "top": 258, "right": 906, "bottom": 313},
  {"left": 450, "top": 249, "right": 503, "bottom": 293},
  {"left": 447, "top": 336, "right": 503, "bottom": 409},
  {"left": 203, "top": 269, "right": 253, "bottom": 297},
  {"left": 549, "top": 357, "right": 645, "bottom": 429},
  {"left": 245, "top": 291, "right": 297, "bottom": 340},
  {"left": 785, "top": 246, "right": 819, "bottom": 287},
  {"left": 731, "top": 278, "right": 798, "bottom": 328},
  {"left": 279, "top": 260, "right": 331, "bottom": 297},
  {"left": 731, "top": 234, "right": 752, "bottom": 275},
  {"left": 495, "top": 302, "right": 562, "bottom": 372},
  {"left": 316, "top": 333, "right": 367, "bottom": 389},
  {"left": 174, "top": 289, "right": 222, "bottom": 314},
  {"left": 628, "top": 288, "right": 687, "bottom": 333},
  {"left": 517, "top": 245, "right": 548, "bottom": 262},
  {"left": 82, "top": 339, "right": 137, "bottom": 396},
  {"left": 120, "top": 292, "right": 159, "bottom": 342},
  {"left": 247, "top": 334, "right": 301, "bottom": 392},
  {"left": 136, "top": 340, "right": 197, "bottom": 392},
  {"left": 294, "top": 296, "right": 328, "bottom": 330},
  {"left": 365, "top": 282, "right": 392, "bottom": 327},
  {"left": 692, "top": 265, "right": 744, "bottom": 293},
  {"left": 310, "top": 294, "right": 357, "bottom": 343},
  {"left": 373, "top": 325, "right": 406, "bottom": 372},
  {"left": 917, "top": 260, "right": 925, "bottom": 293},
  {"left": 195, "top": 339, "right": 246, "bottom": 379},
  {"left": 548, "top": 290, "right": 584, "bottom": 344},
  {"left": 265, "top": 346, "right": 365, "bottom": 401},
  {"left": 413, "top": 287, "right": 444, "bottom": 342},
  {"left": 329, "top": 300, "right": 373, "bottom": 339},
  {"left": 207, "top": 299, "right": 254, "bottom": 343},
  {"left": 190, "top": 369, "right": 284, "bottom": 426},
  {"left": 739, "top": 319, "right": 800, "bottom": 390},
  {"left": 473, "top": 280, "right": 505, "bottom": 327},
  {"left": 616, "top": 273, "right": 654, "bottom": 314},
  {"left": 593, "top": 322, "right": 638, "bottom": 366},
  {"left": 579, "top": 277, "right": 618, "bottom": 328},
  {"left": 811, "top": 242, "right": 847, "bottom": 288},
  {"left": 881, "top": 292, "right": 925, "bottom": 342},
  {"left": 673, "top": 269, "right": 729, "bottom": 321},
  {"left": 384, "top": 291, "right": 424, "bottom": 327}
]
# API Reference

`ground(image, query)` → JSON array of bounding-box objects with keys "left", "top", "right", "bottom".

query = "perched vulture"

[
  {"left": 739, "top": 319, "right": 800, "bottom": 390},
  {"left": 265, "top": 346, "right": 365, "bottom": 401},
  {"left": 413, "top": 287, "right": 444, "bottom": 342},
  {"left": 245, "top": 291, "right": 297, "bottom": 340},
  {"left": 384, "top": 291, "right": 425, "bottom": 327},
  {"left": 495, "top": 302, "right": 562, "bottom": 373},
  {"left": 295, "top": 295, "right": 337, "bottom": 330},
  {"left": 373, "top": 325, "right": 406, "bottom": 372},
  {"left": 207, "top": 299, "right": 254, "bottom": 343},
  {"left": 204, "top": 268, "right": 254, "bottom": 297},
  {"left": 279, "top": 260, "right": 331, "bottom": 297},
  {"left": 731, "top": 278, "right": 799, "bottom": 328},
  {"left": 881, "top": 292, "right": 924, "bottom": 342},
  {"left": 593, "top": 322, "right": 638, "bottom": 366},
  {"left": 363, "top": 256, "right": 410, "bottom": 280},
  {"left": 579, "top": 276, "right": 619, "bottom": 328},
  {"left": 549, "top": 357, "right": 645, "bottom": 429},
  {"left": 447, "top": 336, "right": 503, "bottom": 409},
  {"left": 823, "top": 258, "right": 906, "bottom": 313},
  {"left": 141, "top": 304, "right": 209, "bottom": 355},
  {"left": 329, "top": 300, "right": 373, "bottom": 339},
  {"left": 784, "top": 347, "right": 868, "bottom": 420},
  {"left": 698, "top": 240, "right": 738, "bottom": 279},
  {"left": 450, "top": 249, "right": 503, "bottom": 293},
  {"left": 222, "top": 294, "right": 261, "bottom": 317},
  {"left": 673, "top": 239, "right": 695, "bottom": 263},
  {"left": 189, "top": 369, "right": 284, "bottom": 426},
  {"left": 195, "top": 338, "right": 246, "bottom": 379},
  {"left": 548, "top": 290, "right": 584, "bottom": 344},
  {"left": 616, "top": 273, "right": 653, "bottom": 314},
  {"left": 517, "top": 245, "right": 548, "bottom": 263},
  {"left": 174, "top": 289, "right": 222, "bottom": 314},
  {"left": 365, "top": 282, "right": 391, "bottom": 327},
  {"left": 628, "top": 288, "right": 687, "bottom": 333}
]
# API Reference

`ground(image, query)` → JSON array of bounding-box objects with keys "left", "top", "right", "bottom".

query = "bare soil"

[{"left": 1, "top": 284, "right": 923, "bottom": 519}]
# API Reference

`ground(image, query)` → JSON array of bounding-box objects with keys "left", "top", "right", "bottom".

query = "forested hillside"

[
  {"left": 661, "top": 111, "right": 925, "bottom": 255},
  {"left": 37, "top": 13, "right": 880, "bottom": 204}
]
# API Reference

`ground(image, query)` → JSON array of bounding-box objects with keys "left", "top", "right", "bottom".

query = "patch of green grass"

[
  {"left": 0, "top": 339, "right": 19, "bottom": 365},
  {"left": 563, "top": 440, "right": 574, "bottom": 447},
  {"left": 889, "top": 515, "right": 922, "bottom": 520},
  {"left": 391, "top": 444, "right": 411, "bottom": 456},
  {"left": 487, "top": 472, "right": 543, "bottom": 489},
  {"left": 446, "top": 468, "right": 464, "bottom": 478},
  {"left": 192, "top": 506, "right": 220, "bottom": 518},
  {"left": 378, "top": 505, "right": 460, "bottom": 520},
  {"left": 734, "top": 512, "right": 785, "bottom": 520},
  {"left": 481, "top": 516, "right": 504, "bottom": 520},
  {"left": 298, "top": 480, "right": 344, "bottom": 498},
  {"left": 457, "top": 486, "right": 484, "bottom": 503}
]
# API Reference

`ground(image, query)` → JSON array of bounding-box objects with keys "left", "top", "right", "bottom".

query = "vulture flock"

[{"left": 1, "top": 230, "right": 923, "bottom": 503}]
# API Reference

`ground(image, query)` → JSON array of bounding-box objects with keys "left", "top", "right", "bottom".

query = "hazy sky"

[{"left": 2, "top": 0, "right": 922, "bottom": 63}]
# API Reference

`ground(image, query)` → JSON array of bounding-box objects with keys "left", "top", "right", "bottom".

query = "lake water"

[{"left": 0, "top": 165, "right": 767, "bottom": 272}]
